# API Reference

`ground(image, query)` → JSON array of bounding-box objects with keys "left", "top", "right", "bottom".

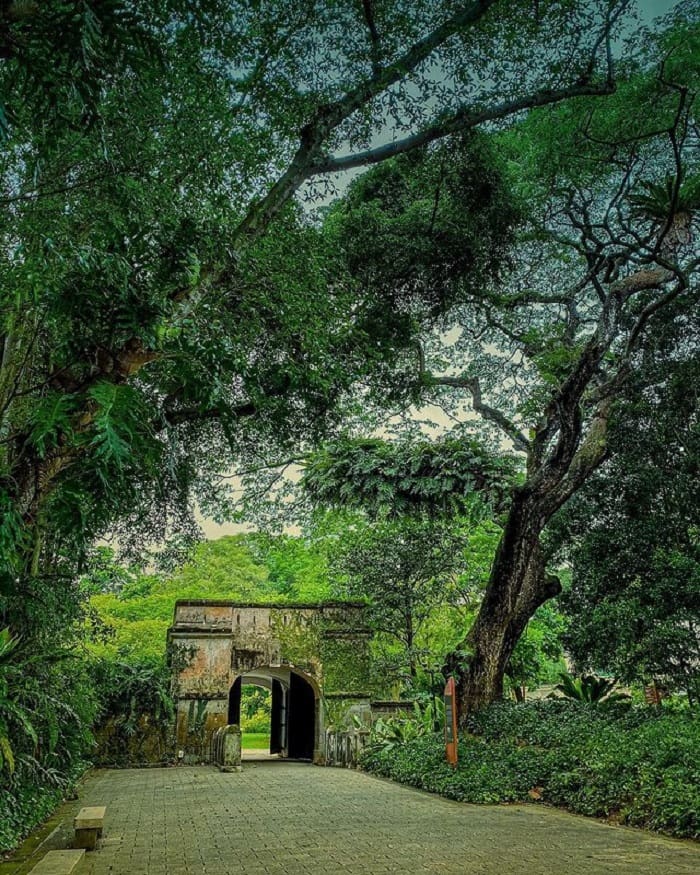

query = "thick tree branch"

[
  {"left": 545, "top": 398, "right": 612, "bottom": 514},
  {"left": 428, "top": 373, "right": 530, "bottom": 453},
  {"left": 481, "top": 289, "right": 572, "bottom": 309},
  {"left": 610, "top": 266, "right": 673, "bottom": 301},
  {"left": 309, "top": 80, "right": 616, "bottom": 175},
  {"left": 527, "top": 324, "right": 610, "bottom": 494},
  {"left": 235, "top": 0, "right": 499, "bottom": 239},
  {"left": 158, "top": 401, "right": 258, "bottom": 429},
  {"left": 361, "top": 0, "right": 381, "bottom": 74}
]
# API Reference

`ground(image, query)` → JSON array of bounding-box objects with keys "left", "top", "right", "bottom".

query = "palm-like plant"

[
  {"left": 368, "top": 715, "right": 424, "bottom": 753},
  {"left": 628, "top": 172, "right": 700, "bottom": 252},
  {"left": 0, "top": 628, "right": 38, "bottom": 774},
  {"left": 553, "top": 671, "right": 629, "bottom": 705},
  {"left": 0, "top": 628, "right": 91, "bottom": 777},
  {"left": 629, "top": 173, "right": 700, "bottom": 218}
]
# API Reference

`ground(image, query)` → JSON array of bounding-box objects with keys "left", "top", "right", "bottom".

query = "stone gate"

[{"left": 168, "top": 600, "right": 372, "bottom": 764}]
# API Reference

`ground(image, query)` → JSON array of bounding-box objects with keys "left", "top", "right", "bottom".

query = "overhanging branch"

[
  {"left": 309, "top": 81, "right": 616, "bottom": 175},
  {"left": 235, "top": 0, "right": 498, "bottom": 239},
  {"left": 158, "top": 400, "right": 257, "bottom": 429},
  {"left": 429, "top": 373, "right": 530, "bottom": 453}
]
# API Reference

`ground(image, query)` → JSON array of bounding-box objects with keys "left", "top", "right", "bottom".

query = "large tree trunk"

[
  {"left": 448, "top": 369, "right": 614, "bottom": 720},
  {"left": 454, "top": 490, "right": 561, "bottom": 721}
]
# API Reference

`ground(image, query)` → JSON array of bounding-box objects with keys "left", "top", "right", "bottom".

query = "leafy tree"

[
  {"left": 89, "top": 536, "right": 265, "bottom": 665},
  {"left": 328, "top": 515, "right": 473, "bottom": 686},
  {"left": 557, "top": 322, "right": 700, "bottom": 703},
  {"left": 240, "top": 685, "right": 271, "bottom": 734},
  {"left": 245, "top": 533, "right": 332, "bottom": 602},
  {"left": 78, "top": 547, "right": 141, "bottom": 596},
  {"left": 302, "top": 5, "right": 700, "bottom": 716},
  {"left": 0, "top": 5, "right": 631, "bottom": 780},
  {"left": 0, "top": 0, "right": 625, "bottom": 624}
]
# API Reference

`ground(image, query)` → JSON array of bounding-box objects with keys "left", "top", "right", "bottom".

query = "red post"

[{"left": 444, "top": 676, "right": 458, "bottom": 767}]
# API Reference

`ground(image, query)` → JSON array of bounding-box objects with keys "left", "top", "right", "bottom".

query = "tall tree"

[
  {"left": 328, "top": 515, "right": 472, "bottom": 684},
  {"left": 302, "top": 3, "right": 699, "bottom": 716},
  {"left": 0, "top": 0, "right": 624, "bottom": 630}
]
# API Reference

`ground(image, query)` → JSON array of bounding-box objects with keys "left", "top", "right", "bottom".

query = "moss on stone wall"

[
  {"left": 269, "top": 610, "right": 321, "bottom": 673},
  {"left": 94, "top": 716, "right": 173, "bottom": 767},
  {"left": 320, "top": 633, "right": 371, "bottom": 695}
]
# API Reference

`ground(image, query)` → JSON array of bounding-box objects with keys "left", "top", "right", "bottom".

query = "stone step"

[
  {"left": 28, "top": 849, "right": 85, "bottom": 875},
  {"left": 74, "top": 805, "right": 106, "bottom": 850},
  {"left": 74, "top": 806, "right": 105, "bottom": 831}
]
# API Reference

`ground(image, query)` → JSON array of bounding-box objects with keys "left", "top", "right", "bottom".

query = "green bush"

[
  {"left": 0, "top": 631, "right": 95, "bottom": 851},
  {"left": 240, "top": 685, "right": 271, "bottom": 733},
  {"left": 0, "top": 762, "right": 87, "bottom": 851},
  {"left": 90, "top": 657, "right": 174, "bottom": 766},
  {"left": 361, "top": 700, "right": 700, "bottom": 839},
  {"left": 241, "top": 712, "right": 271, "bottom": 733}
]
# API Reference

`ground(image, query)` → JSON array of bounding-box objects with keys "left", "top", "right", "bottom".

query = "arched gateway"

[{"left": 168, "top": 600, "right": 372, "bottom": 764}]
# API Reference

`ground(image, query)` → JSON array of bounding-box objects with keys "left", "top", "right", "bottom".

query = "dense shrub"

[
  {"left": 90, "top": 658, "right": 174, "bottom": 766},
  {"left": 361, "top": 700, "right": 700, "bottom": 839},
  {"left": 0, "top": 633, "right": 95, "bottom": 851},
  {"left": 0, "top": 762, "right": 87, "bottom": 851}
]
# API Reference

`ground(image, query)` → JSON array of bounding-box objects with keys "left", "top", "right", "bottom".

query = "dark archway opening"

[
  {"left": 228, "top": 676, "right": 242, "bottom": 726},
  {"left": 227, "top": 670, "right": 316, "bottom": 761},
  {"left": 287, "top": 672, "right": 315, "bottom": 760}
]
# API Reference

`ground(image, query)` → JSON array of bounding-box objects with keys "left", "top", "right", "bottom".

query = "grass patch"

[
  {"left": 242, "top": 733, "right": 270, "bottom": 750},
  {"left": 361, "top": 700, "right": 700, "bottom": 840}
]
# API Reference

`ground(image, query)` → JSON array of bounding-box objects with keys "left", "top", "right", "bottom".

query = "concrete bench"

[
  {"left": 74, "top": 805, "right": 106, "bottom": 850},
  {"left": 29, "top": 850, "right": 85, "bottom": 874}
]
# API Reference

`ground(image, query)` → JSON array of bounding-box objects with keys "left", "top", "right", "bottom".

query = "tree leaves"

[
  {"left": 556, "top": 315, "right": 700, "bottom": 697},
  {"left": 326, "top": 134, "right": 520, "bottom": 328},
  {"left": 28, "top": 393, "right": 77, "bottom": 459},
  {"left": 0, "top": 0, "right": 160, "bottom": 146},
  {"left": 302, "top": 437, "right": 517, "bottom": 519}
]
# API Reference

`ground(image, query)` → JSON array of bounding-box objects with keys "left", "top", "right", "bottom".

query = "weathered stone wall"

[
  {"left": 169, "top": 601, "right": 372, "bottom": 763},
  {"left": 94, "top": 715, "right": 172, "bottom": 767}
]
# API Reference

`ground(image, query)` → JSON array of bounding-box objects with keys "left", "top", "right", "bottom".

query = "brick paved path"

[{"left": 12, "top": 764, "right": 700, "bottom": 874}]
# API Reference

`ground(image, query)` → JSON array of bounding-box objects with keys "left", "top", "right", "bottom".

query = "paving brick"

[{"left": 18, "top": 764, "right": 700, "bottom": 875}]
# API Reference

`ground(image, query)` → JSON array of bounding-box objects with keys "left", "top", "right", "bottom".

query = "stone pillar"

[{"left": 213, "top": 724, "right": 242, "bottom": 772}]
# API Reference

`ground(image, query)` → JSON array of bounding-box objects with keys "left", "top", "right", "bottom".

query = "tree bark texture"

[{"left": 454, "top": 489, "right": 562, "bottom": 717}]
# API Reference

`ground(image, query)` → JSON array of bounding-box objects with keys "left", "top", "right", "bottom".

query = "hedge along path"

[{"left": 8, "top": 764, "right": 699, "bottom": 875}]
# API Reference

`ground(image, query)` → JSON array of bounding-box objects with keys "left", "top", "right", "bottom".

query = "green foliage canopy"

[
  {"left": 556, "top": 315, "right": 700, "bottom": 701},
  {"left": 0, "top": 0, "right": 628, "bottom": 596},
  {"left": 303, "top": 437, "right": 517, "bottom": 519},
  {"left": 88, "top": 534, "right": 333, "bottom": 666}
]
